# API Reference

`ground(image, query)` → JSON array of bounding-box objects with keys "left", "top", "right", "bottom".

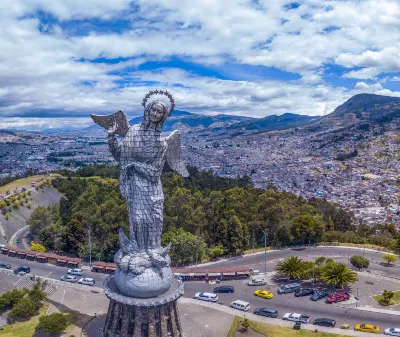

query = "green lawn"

[
  {"left": 227, "top": 317, "right": 351, "bottom": 337},
  {"left": 0, "top": 302, "right": 49, "bottom": 337},
  {"left": 373, "top": 290, "right": 400, "bottom": 306},
  {"left": 0, "top": 175, "right": 58, "bottom": 195}
]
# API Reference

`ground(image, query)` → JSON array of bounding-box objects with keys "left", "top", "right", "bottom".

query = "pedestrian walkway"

[{"left": 13, "top": 276, "right": 57, "bottom": 297}]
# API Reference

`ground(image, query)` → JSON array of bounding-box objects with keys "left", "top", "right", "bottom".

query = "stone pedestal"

[{"left": 103, "top": 275, "right": 183, "bottom": 337}]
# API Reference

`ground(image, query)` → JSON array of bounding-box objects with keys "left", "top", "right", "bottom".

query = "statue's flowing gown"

[{"left": 109, "top": 123, "right": 167, "bottom": 251}]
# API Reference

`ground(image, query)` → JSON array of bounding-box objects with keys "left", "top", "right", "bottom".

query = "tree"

[
  {"left": 30, "top": 241, "right": 46, "bottom": 253},
  {"left": 315, "top": 256, "right": 326, "bottom": 266},
  {"left": 8, "top": 297, "right": 40, "bottom": 322},
  {"left": 275, "top": 256, "right": 307, "bottom": 279},
  {"left": 382, "top": 254, "right": 398, "bottom": 266},
  {"left": 208, "top": 243, "right": 225, "bottom": 260},
  {"left": 37, "top": 312, "right": 69, "bottom": 332},
  {"left": 241, "top": 318, "right": 250, "bottom": 331},
  {"left": 381, "top": 290, "right": 394, "bottom": 305},
  {"left": 350, "top": 255, "right": 370, "bottom": 269},
  {"left": 321, "top": 262, "right": 358, "bottom": 288}
]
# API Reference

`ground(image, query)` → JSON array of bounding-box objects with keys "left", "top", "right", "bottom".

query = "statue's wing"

[
  {"left": 91, "top": 110, "right": 130, "bottom": 137},
  {"left": 165, "top": 130, "right": 189, "bottom": 177}
]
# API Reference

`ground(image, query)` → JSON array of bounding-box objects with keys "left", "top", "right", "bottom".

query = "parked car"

[
  {"left": 213, "top": 285, "right": 234, "bottom": 293},
  {"left": 67, "top": 268, "right": 83, "bottom": 276},
  {"left": 247, "top": 278, "right": 267, "bottom": 286},
  {"left": 0, "top": 244, "right": 5, "bottom": 249},
  {"left": 61, "top": 275, "right": 78, "bottom": 283},
  {"left": 193, "top": 292, "right": 218, "bottom": 302},
  {"left": 254, "top": 290, "right": 273, "bottom": 299},
  {"left": 326, "top": 292, "right": 350, "bottom": 303},
  {"left": 14, "top": 266, "right": 30, "bottom": 274},
  {"left": 0, "top": 262, "right": 11, "bottom": 269},
  {"left": 230, "top": 300, "right": 250, "bottom": 311},
  {"left": 277, "top": 283, "right": 300, "bottom": 294},
  {"left": 282, "top": 313, "right": 310, "bottom": 323},
  {"left": 384, "top": 328, "right": 400, "bottom": 336},
  {"left": 310, "top": 291, "right": 329, "bottom": 301},
  {"left": 294, "top": 288, "right": 314, "bottom": 297},
  {"left": 78, "top": 278, "right": 95, "bottom": 286},
  {"left": 313, "top": 318, "right": 336, "bottom": 327},
  {"left": 253, "top": 308, "right": 278, "bottom": 318},
  {"left": 354, "top": 324, "right": 380, "bottom": 334}
]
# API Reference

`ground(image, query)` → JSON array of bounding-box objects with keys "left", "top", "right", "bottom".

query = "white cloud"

[{"left": 0, "top": 0, "right": 399, "bottom": 129}]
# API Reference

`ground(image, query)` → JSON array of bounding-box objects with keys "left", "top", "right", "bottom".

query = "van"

[
  {"left": 277, "top": 283, "right": 300, "bottom": 294},
  {"left": 231, "top": 300, "right": 250, "bottom": 311}
]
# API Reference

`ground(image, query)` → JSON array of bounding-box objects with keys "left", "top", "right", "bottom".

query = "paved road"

[
  {"left": 0, "top": 253, "right": 108, "bottom": 285},
  {"left": 182, "top": 279, "right": 400, "bottom": 332},
  {"left": 194, "top": 246, "right": 400, "bottom": 279},
  {"left": 0, "top": 245, "right": 399, "bottom": 333}
]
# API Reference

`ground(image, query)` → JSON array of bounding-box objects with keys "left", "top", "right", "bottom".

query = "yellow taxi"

[
  {"left": 354, "top": 324, "right": 380, "bottom": 333},
  {"left": 253, "top": 290, "right": 273, "bottom": 299}
]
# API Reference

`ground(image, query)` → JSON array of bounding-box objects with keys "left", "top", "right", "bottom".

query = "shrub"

[
  {"left": 350, "top": 255, "right": 370, "bottom": 269},
  {"left": 36, "top": 312, "right": 69, "bottom": 332},
  {"left": 8, "top": 297, "right": 40, "bottom": 322},
  {"left": 30, "top": 241, "right": 46, "bottom": 253}
]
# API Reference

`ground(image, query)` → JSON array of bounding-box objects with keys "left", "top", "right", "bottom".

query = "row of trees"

[
  {"left": 276, "top": 256, "right": 358, "bottom": 288},
  {"left": 26, "top": 165, "right": 400, "bottom": 264}
]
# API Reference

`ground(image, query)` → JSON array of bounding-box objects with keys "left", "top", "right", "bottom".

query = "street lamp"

[
  {"left": 87, "top": 223, "right": 92, "bottom": 268},
  {"left": 263, "top": 229, "right": 268, "bottom": 275},
  {"left": 356, "top": 288, "right": 359, "bottom": 308}
]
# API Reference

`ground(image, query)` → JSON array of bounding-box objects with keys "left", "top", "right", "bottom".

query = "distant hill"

[
  {"left": 82, "top": 110, "right": 255, "bottom": 133},
  {"left": 228, "top": 113, "right": 319, "bottom": 132},
  {"left": 313, "top": 94, "right": 400, "bottom": 129},
  {"left": 0, "top": 129, "right": 17, "bottom": 136}
]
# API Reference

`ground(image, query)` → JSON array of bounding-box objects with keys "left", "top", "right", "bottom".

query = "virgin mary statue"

[{"left": 91, "top": 90, "right": 188, "bottom": 298}]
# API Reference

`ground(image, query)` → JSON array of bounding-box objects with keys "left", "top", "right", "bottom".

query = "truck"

[{"left": 282, "top": 313, "right": 310, "bottom": 323}]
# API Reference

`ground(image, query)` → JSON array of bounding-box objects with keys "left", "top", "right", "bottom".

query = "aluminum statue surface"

[{"left": 91, "top": 91, "right": 188, "bottom": 299}]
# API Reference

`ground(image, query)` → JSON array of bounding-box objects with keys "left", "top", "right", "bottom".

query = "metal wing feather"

[
  {"left": 165, "top": 130, "right": 189, "bottom": 177},
  {"left": 90, "top": 110, "right": 130, "bottom": 137}
]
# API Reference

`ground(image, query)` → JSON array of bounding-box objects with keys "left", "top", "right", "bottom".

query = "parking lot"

[{"left": 182, "top": 275, "right": 400, "bottom": 331}]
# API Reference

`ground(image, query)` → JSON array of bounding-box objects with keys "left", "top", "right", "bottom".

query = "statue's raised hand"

[{"left": 108, "top": 117, "right": 118, "bottom": 137}]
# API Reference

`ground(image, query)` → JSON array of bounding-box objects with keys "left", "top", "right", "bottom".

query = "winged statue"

[{"left": 90, "top": 91, "right": 188, "bottom": 298}]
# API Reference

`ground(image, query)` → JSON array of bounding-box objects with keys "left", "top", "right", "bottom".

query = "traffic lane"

[
  {"left": 182, "top": 280, "right": 400, "bottom": 330},
  {"left": 0, "top": 254, "right": 108, "bottom": 285}
]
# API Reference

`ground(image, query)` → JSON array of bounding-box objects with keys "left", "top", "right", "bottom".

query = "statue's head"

[{"left": 141, "top": 90, "right": 175, "bottom": 131}]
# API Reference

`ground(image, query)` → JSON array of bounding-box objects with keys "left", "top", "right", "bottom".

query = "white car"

[
  {"left": 193, "top": 292, "right": 218, "bottom": 302},
  {"left": 61, "top": 275, "right": 77, "bottom": 283},
  {"left": 248, "top": 279, "right": 267, "bottom": 286},
  {"left": 385, "top": 328, "right": 400, "bottom": 336},
  {"left": 78, "top": 278, "right": 95, "bottom": 286},
  {"left": 67, "top": 268, "right": 83, "bottom": 276}
]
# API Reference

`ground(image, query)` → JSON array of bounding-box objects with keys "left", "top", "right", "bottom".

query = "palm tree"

[
  {"left": 321, "top": 262, "right": 358, "bottom": 288},
  {"left": 275, "top": 256, "right": 306, "bottom": 279}
]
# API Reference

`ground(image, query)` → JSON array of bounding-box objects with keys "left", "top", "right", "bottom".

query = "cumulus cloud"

[{"left": 0, "top": 0, "right": 399, "bottom": 129}]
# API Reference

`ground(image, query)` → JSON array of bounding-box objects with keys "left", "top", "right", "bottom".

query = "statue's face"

[{"left": 149, "top": 102, "right": 166, "bottom": 123}]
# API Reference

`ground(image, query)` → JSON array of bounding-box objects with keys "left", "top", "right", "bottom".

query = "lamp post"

[
  {"left": 264, "top": 229, "right": 268, "bottom": 275},
  {"left": 87, "top": 224, "right": 92, "bottom": 268},
  {"left": 356, "top": 288, "right": 359, "bottom": 308}
]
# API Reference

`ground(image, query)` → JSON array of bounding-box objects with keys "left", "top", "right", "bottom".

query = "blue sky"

[{"left": 0, "top": 0, "right": 399, "bottom": 130}]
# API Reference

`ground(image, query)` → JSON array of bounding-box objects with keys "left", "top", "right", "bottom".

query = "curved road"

[{"left": 0, "top": 246, "right": 399, "bottom": 333}]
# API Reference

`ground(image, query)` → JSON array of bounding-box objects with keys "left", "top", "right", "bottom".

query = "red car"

[{"left": 325, "top": 292, "right": 350, "bottom": 303}]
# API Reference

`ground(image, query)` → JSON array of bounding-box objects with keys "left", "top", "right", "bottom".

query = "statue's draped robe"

[{"left": 109, "top": 123, "right": 167, "bottom": 252}]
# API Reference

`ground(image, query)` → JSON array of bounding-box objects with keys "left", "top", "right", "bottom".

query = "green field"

[
  {"left": 227, "top": 317, "right": 351, "bottom": 337},
  {"left": 0, "top": 175, "right": 58, "bottom": 195},
  {"left": 373, "top": 290, "right": 400, "bottom": 306},
  {"left": 0, "top": 302, "right": 49, "bottom": 337}
]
